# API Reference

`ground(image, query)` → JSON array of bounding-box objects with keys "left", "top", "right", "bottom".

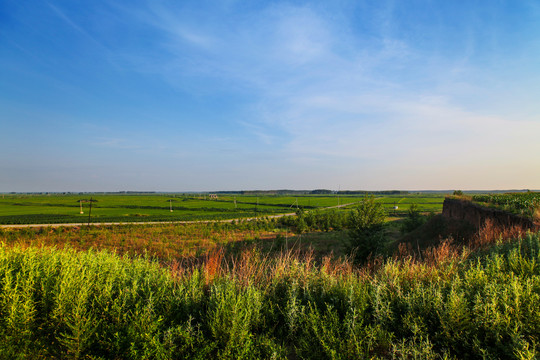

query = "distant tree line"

[
  {"left": 216, "top": 190, "right": 311, "bottom": 195},
  {"left": 215, "top": 189, "right": 411, "bottom": 196},
  {"left": 338, "top": 190, "right": 410, "bottom": 195}
]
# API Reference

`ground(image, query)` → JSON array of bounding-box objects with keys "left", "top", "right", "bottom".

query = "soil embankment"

[
  {"left": 400, "top": 198, "right": 539, "bottom": 251},
  {"left": 442, "top": 197, "right": 540, "bottom": 231}
]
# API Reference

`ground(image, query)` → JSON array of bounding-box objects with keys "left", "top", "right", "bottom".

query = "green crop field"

[
  {"left": 0, "top": 193, "right": 445, "bottom": 225},
  {"left": 471, "top": 192, "right": 540, "bottom": 218}
]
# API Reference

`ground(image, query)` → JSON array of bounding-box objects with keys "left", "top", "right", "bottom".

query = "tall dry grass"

[{"left": 470, "top": 218, "right": 527, "bottom": 250}]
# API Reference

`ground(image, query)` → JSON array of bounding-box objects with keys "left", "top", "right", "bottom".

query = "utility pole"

[
  {"left": 170, "top": 199, "right": 173, "bottom": 212},
  {"left": 234, "top": 196, "right": 237, "bottom": 209},
  {"left": 79, "top": 200, "right": 83, "bottom": 214},
  {"left": 87, "top": 197, "right": 93, "bottom": 226}
]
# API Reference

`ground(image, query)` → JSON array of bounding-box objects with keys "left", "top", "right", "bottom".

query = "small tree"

[
  {"left": 400, "top": 203, "right": 427, "bottom": 234},
  {"left": 295, "top": 208, "right": 307, "bottom": 234},
  {"left": 348, "top": 195, "right": 386, "bottom": 262}
]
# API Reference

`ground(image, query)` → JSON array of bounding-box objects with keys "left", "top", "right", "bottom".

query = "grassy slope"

[{"left": 1, "top": 230, "right": 539, "bottom": 359}]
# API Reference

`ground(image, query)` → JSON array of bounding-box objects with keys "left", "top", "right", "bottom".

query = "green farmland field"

[
  {"left": 471, "top": 192, "right": 540, "bottom": 219},
  {"left": 0, "top": 193, "right": 445, "bottom": 225}
]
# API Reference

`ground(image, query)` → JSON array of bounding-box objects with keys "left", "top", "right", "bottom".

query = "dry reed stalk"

[
  {"left": 320, "top": 255, "right": 334, "bottom": 276},
  {"left": 169, "top": 256, "right": 199, "bottom": 280},
  {"left": 272, "top": 248, "right": 292, "bottom": 279},
  {"left": 394, "top": 242, "right": 418, "bottom": 263},
  {"left": 533, "top": 208, "right": 540, "bottom": 223},
  {"left": 470, "top": 219, "right": 524, "bottom": 250},
  {"left": 421, "top": 238, "right": 460, "bottom": 267},
  {"left": 204, "top": 247, "right": 224, "bottom": 284},
  {"left": 169, "top": 259, "right": 185, "bottom": 279},
  {"left": 320, "top": 253, "right": 354, "bottom": 277},
  {"left": 360, "top": 254, "right": 385, "bottom": 276},
  {"left": 228, "top": 248, "right": 271, "bottom": 287},
  {"left": 302, "top": 247, "right": 314, "bottom": 272}
]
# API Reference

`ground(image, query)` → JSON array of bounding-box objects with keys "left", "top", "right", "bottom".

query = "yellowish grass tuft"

[
  {"left": 534, "top": 207, "right": 540, "bottom": 221},
  {"left": 470, "top": 218, "right": 524, "bottom": 250}
]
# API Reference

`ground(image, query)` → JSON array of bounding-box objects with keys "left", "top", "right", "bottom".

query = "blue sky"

[{"left": 1, "top": 0, "right": 540, "bottom": 192}]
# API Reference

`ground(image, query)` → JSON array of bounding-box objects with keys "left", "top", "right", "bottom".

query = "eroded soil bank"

[{"left": 442, "top": 197, "right": 540, "bottom": 231}]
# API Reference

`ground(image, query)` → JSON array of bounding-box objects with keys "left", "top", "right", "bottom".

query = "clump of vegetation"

[
  {"left": 280, "top": 196, "right": 395, "bottom": 262},
  {"left": 472, "top": 192, "right": 540, "bottom": 219},
  {"left": 1, "top": 229, "right": 539, "bottom": 359},
  {"left": 277, "top": 208, "right": 348, "bottom": 234},
  {"left": 348, "top": 195, "right": 387, "bottom": 262},
  {"left": 400, "top": 203, "right": 428, "bottom": 234}
]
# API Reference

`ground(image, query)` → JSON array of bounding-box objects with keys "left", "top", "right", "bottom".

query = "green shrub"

[
  {"left": 348, "top": 195, "right": 387, "bottom": 262},
  {"left": 400, "top": 204, "right": 427, "bottom": 234},
  {"left": 0, "top": 232, "right": 540, "bottom": 358}
]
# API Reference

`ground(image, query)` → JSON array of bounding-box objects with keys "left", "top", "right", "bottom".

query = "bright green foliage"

[
  {"left": 348, "top": 195, "right": 387, "bottom": 262},
  {"left": 0, "top": 233, "right": 540, "bottom": 358},
  {"left": 349, "top": 195, "right": 387, "bottom": 230},
  {"left": 472, "top": 192, "right": 540, "bottom": 218},
  {"left": 278, "top": 209, "right": 348, "bottom": 234},
  {"left": 401, "top": 203, "right": 427, "bottom": 234}
]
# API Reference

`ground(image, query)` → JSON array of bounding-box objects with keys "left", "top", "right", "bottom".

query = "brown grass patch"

[
  {"left": 470, "top": 218, "right": 525, "bottom": 250},
  {"left": 0, "top": 224, "right": 287, "bottom": 262}
]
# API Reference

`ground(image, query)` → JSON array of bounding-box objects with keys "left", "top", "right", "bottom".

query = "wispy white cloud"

[
  {"left": 4, "top": 0, "right": 540, "bottom": 191},
  {"left": 46, "top": 2, "right": 107, "bottom": 50},
  {"left": 66, "top": 0, "right": 540, "bottom": 153},
  {"left": 82, "top": 1, "right": 540, "bottom": 188}
]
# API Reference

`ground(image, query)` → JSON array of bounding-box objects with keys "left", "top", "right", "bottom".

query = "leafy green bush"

[
  {"left": 277, "top": 209, "right": 348, "bottom": 233},
  {"left": 400, "top": 204, "right": 427, "bottom": 234},
  {"left": 1, "top": 232, "right": 540, "bottom": 358},
  {"left": 348, "top": 195, "right": 387, "bottom": 262}
]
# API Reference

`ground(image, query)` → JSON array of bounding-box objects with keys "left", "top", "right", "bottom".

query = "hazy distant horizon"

[
  {"left": 2, "top": 1, "right": 539, "bottom": 191},
  {"left": 2, "top": 189, "right": 539, "bottom": 195}
]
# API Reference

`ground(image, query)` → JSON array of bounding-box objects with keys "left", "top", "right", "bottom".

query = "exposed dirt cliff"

[{"left": 442, "top": 197, "right": 540, "bottom": 231}]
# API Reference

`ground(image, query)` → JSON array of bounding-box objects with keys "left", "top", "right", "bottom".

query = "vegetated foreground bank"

[{"left": 1, "top": 229, "right": 540, "bottom": 359}]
